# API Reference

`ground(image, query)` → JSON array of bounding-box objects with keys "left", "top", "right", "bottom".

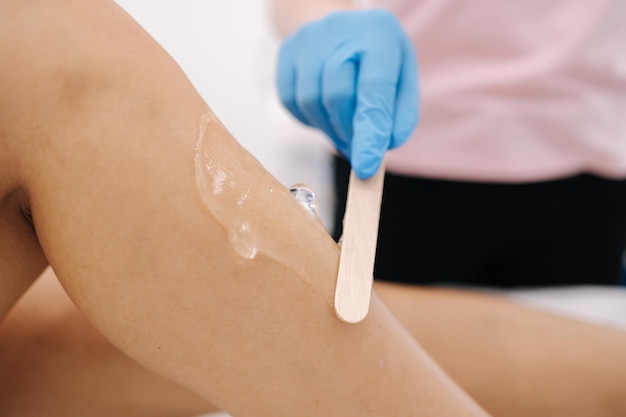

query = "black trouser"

[{"left": 332, "top": 155, "right": 626, "bottom": 288}]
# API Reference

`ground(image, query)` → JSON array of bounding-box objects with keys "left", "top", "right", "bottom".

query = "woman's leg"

[
  {"left": 375, "top": 281, "right": 626, "bottom": 417},
  {"left": 0, "top": 1, "right": 487, "bottom": 416},
  {"left": 0, "top": 268, "right": 216, "bottom": 417},
  {"left": 6, "top": 267, "right": 626, "bottom": 417}
]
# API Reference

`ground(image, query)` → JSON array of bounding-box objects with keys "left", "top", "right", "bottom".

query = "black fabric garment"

[{"left": 332, "top": 155, "right": 626, "bottom": 288}]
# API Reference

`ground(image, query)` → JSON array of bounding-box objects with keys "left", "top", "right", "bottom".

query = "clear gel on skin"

[{"left": 194, "top": 113, "right": 323, "bottom": 263}]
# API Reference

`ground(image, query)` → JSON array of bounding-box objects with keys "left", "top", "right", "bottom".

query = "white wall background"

[{"left": 114, "top": 0, "right": 336, "bottom": 231}]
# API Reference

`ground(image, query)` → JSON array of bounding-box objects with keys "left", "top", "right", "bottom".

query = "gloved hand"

[{"left": 276, "top": 9, "right": 419, "bottom": 179}]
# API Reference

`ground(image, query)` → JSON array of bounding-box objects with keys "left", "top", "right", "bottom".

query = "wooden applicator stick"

[{"left": 334, "top": 161, "right": 385, "bottom": 324}]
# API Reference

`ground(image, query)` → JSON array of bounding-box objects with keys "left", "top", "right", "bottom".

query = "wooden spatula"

[{"left": 334, "top": 160, "right": 385, "bottom": 324}]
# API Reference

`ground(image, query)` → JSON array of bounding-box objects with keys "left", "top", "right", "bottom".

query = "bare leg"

[
  {"left": 0, "top": 268, "right": 215, "bottom": 417},
  {"left": 375, "top": 281, "right": 626, "bottom": 417},
  {"left": 5, "top": 269, "right": 625, "bottom": 417},
  {"left": 0, "top": 1, "right": 487, "bottom": 416}
]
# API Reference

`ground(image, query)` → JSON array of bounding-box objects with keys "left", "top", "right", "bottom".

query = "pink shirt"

[{"left": 370, "top": 0, "right": 626, "bottom": 182}]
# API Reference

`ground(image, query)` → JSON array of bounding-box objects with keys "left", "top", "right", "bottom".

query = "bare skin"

[
  {"left": 0, "top": 1, "right": 487, "bottom": 416},
  {"left": 3, "top": 268, "right": 626, "bottom": 417},
  {"left": 270, "top": 0, "right": 354, "bottom": 35},
  {"left": 0, "top": 268, "right": 216, "bottom": 417},
  {"left": 2, "top": 2, "right": 624, "bottom": 417},
  {"left": 376, "top": 282, "right": 626, "bottom": 417}
]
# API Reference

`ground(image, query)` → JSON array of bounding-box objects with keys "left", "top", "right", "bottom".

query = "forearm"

[
  {"left": 376, "top": 282, "right": 626, "bottom": 417},
  {"left": 270, "top": 0, "right": 355, "bottom": 36},
  {"left": 3, "top": 1, "right": 487, "bottom": 416}
]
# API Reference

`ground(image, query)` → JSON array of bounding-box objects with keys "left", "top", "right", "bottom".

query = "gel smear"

[{"left": 194, "top": 112, "right": 323, "bottom": 264}]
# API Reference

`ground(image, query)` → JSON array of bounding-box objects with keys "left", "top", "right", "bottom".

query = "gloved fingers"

[
  {"left": 351, "top": 96, "right": 394, "bottom": 179},
  {"left": 351, "top": 47, "right": 401, "bottom": 179},
  {"left": 296, "top": 59, "right": 342, "bottom": 144},
  {"left": 390, "top": 37, "right": 419, "bottom": 149},
  {"left": 276, "top": 41, "right": 311, "bottom": 127},
  {"left": 321, "top": 45, "right": 358, "bottom": 158}
]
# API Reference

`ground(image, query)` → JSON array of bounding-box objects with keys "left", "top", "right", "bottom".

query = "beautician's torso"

[{"left": 371, "top": 0, "right": 626, "bottom": 182}]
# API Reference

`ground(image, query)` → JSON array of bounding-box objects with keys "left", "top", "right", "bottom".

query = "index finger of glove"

[{"left": 351, "top": 45, "right": 403, "bottom": 178}]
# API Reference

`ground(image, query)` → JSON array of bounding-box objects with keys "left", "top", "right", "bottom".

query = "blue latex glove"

[{"left": 276, "top": 9, "right": 419, "bottom": 179}]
